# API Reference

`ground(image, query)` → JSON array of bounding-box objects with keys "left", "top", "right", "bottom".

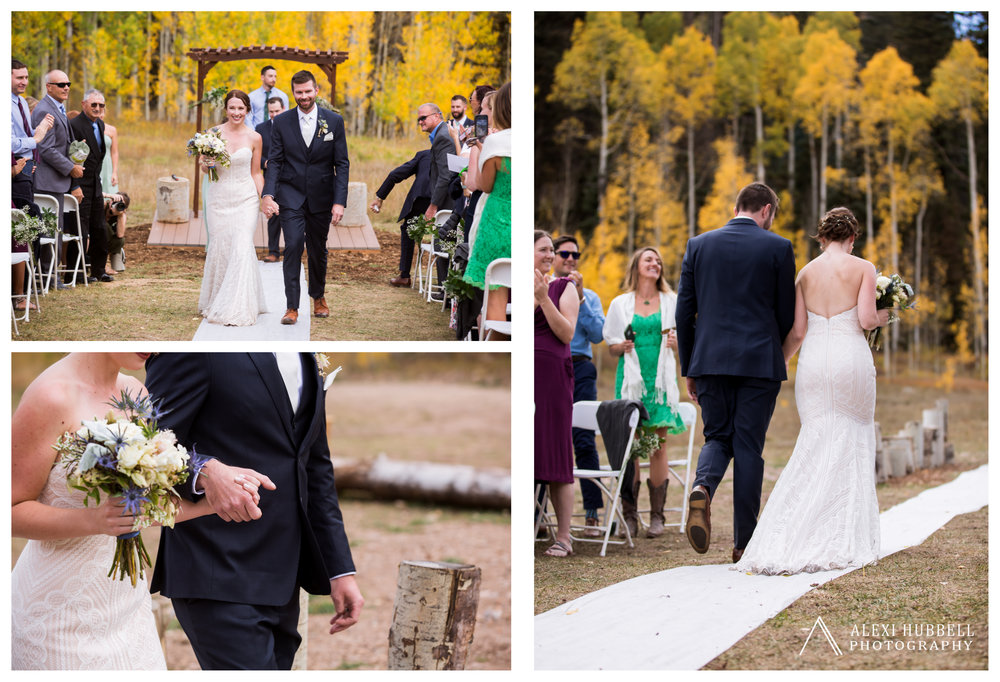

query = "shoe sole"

[
  {"left": 314, "top": 312, "right": 329, "bottom": 318},
  {"left": 281, "top": 318, "right": 296, "bottom": 325},
  {"left": 686, "top": 489, "right": 710, "bottom": 553}
]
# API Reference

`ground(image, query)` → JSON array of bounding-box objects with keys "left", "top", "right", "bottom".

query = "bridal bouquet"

[
  {"left": 56, "top": 389, "right": 205, "bottom": 586},
  {"left": 866, "top": 272, "right": 916, "bottom": 350},
  {"left": 186, "top": 129, "right": 230, "bottom": 181}
]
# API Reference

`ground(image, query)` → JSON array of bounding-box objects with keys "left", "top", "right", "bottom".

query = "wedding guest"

[
  {"left": 535, "top": 230, "right": 580, "bottom": 557},
  {"left": 604, "top": 247, "right": 686, "bottom": 538},
  {"left": 104, "top": 191, "right": 129, "bottom": 274},
  {"left": 97, "top": 103, "right": 119, "bottom": 193},
  {"left": 462, "top": 81, "right": 511, "bottom": 340},
  {"left": 450, "top": 94, "right": 471, "bottom": 126},
  {"left": 12, "top": 59, "right": 54, "bottom": 207},
  {"left": 248, "top": 65, "right": 289, "bottom": 128},
  {"left": 69, "top": 89, "right": 111, "bottom": 282},
  {"left": 370, "top": 149, "right": 431, "bottom": 288},
  {"left": 257, "top": 96, "right": 285, "bottom": 262},
  {"left": 469, "top": 84, "right": 495, "bottom": 116},
  {"left": 32, "top": 69, "right": 83, "bottom": 289},
  {"left": 551, "top": 235, "right": 606, "bottom": 536}
]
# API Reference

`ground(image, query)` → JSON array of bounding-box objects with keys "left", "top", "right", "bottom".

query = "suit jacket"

[
  {"left": 427, "top": 122, "right": 456, "bottom": 210},
  {"left": 375, "top": 149, "right": 431, "bottom": 223},
  {"left": 145, "top": 353, "right": 355, "bottom": 606},
  {"left": 30, "top": 95, "right": 74, "bottom": 193},
  {"left": 255, "top": 118, "right": 275, "bottom": 171},
  {"left": 69, "top": 113, "right": 105, "bottom": 191},
  {"left": 675, "top": 217, "right": 796, "bottom": 382},
  {"left": 262, "top": 107, "right": 349, "bottom": 213}
]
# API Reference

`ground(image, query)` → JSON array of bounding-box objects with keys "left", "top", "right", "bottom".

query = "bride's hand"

[{"left": 91, "top": 495, "right": 140, "bottom": 537}]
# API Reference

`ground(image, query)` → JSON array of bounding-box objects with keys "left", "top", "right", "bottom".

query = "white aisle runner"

[
  {"left": 534, "top": 465, "right": 988, "bottom": 670},
  {"left": 193, "top": 261, "right": 309, "bottom": 341}
]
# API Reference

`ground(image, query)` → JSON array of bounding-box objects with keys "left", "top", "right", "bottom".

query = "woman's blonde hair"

[{"left": 623, "top": 247, "right": 671, "bottom": 294}]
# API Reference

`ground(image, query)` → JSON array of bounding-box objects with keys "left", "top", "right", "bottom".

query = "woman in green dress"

[
  {"left": 462, "top": 81, "right": 511, "bottom": 339},
  {"left": 604, "top": 247, "right": 686, "bottom": 538}
]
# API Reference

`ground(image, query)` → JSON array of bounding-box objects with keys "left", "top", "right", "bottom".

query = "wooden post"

[
  {"left": 923, "top": 408, "right": 946, "bottom": 467},
  {"left": 874, "top": 423, "right": 886, "bottom": 483},
  {"left": 388, "top": 561, "right": 481, "bottom": 670},
  {"left": 291, "top": 588, "right": 310, "bottom": 670},
  {"left": 935, "top": 398, "right": 949, "bottom": 441},
  {"left": 901, "top": 421, "right": 924, "bottom": 470},
  {"left": 885, "top": 438, "right": 913, "bottom": 478}
]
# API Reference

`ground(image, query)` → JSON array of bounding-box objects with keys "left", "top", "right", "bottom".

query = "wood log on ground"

[
  {"left": 332, "top": 456, "right": 510, "bottom": 509},
  {"left": 388, "top": 560, "right": 481, "bottom": 670},
  {"left": 156, "top": 176, "right": 189, "bottom": 223},
  {"left": 901, "top": 421, "right": 924, "bottom": 470},
  {"left": 935, "top": 398, "right": 950, "bottom": 441},
  {"left": 291, "top": 588, "right": 309, "bottom": 670},
  {"left": 922, "top": 408, "right": 946, "bottom": 467},
  {"left": 885, "top": 438, "right": 914, "bottom": 478}
]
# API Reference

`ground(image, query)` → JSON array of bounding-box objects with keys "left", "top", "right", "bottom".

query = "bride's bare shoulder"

[{"left": 15, "top": 366, "right": 83, "bottom": 431}]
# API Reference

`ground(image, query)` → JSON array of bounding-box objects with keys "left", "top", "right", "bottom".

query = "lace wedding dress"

[
  {"left": 198, "top": 146, "right": 267, "bottom": 326},
  {"left": 11, "top": 462, "right": 166, "bottom": 669},
  {"left": 734, "top": 306, "right": 880, "bottom": 575}
]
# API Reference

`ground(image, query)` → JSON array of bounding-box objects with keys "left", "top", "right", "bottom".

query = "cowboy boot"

[
  {"left": 619, "top": 479, "right": 641, "bottom": 539},
  {"left": 646, "top": 478, "right": 668, "bottom": 538}
]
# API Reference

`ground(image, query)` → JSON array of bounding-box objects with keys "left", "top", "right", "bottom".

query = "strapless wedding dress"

[
  {"left": 11, "top": 462, "right": 166, "bottom": 669},
  {"left": 198, "top": 146, "right": 267, "bottom": 326},
  {"left": 735, "top": 306, "right": 880, "bottom": 575}
]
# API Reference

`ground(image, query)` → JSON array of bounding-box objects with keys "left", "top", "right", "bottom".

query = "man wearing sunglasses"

[
  {"left": 551, "top": 235, "right": 607, "bottom": 536},
  {"left": 69, "top": 89, "right": 111, "bottom": 282},
  {"left": 32, "top": 70, "right": 85, "bottom": 288}
]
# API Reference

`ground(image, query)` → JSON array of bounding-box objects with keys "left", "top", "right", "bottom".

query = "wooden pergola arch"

[{"left": 187, "top": 46, "right": 349, "bottom": 215}]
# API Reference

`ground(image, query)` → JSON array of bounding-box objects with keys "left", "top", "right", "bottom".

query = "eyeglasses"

[
  {"left": 417, "top": 114, "right": 438, "bottom": 123},
  {"left": 90, "top": 103, "right": 106, "bottom": 109},
  {"left": 47, "top": 82, "right": 71, "bottom": 88},
  {"left": 555, "top": 250, "right": 582, "bottom": 260}
]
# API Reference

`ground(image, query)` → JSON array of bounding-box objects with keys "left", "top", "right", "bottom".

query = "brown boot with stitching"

[{"left": 686, "top": 485, "right": 711, "bottom": 553}]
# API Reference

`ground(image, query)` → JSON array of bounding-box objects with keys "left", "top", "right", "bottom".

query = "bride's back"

[{"left": 799, "top": 251, "right": 868, "bottom": 318}]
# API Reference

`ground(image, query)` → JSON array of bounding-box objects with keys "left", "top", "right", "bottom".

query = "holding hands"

[{"left": 198, "top": 458, "right": 276, "bottom": 522}]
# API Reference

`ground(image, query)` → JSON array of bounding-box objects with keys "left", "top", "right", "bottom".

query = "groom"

[
  {"left": 145, "top": 353, "right": 364, "bottom": 669},
  {"left": 262, "top": 70, "right": 349, "bottom": 325},
  {"left": 675, "top": 182, "right": 796, "bottom": 563}
]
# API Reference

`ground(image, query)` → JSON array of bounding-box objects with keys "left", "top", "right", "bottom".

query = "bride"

[
  {"left": 734, "top": 208, "right": 889, "bottom": 575},
  {"left": 198, "top": 90, "right": 268, "bottom": 326},
  {"left": 10, "top": 353, "right": 260, "bottom": 669}
]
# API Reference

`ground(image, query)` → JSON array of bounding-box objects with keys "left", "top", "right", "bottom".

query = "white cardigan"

[{"left": 603, "top": 290, "right": 680, "bottom": 410}]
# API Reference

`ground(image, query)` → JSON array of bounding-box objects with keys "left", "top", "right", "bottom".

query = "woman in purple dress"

[{"left": 534, "top": 230, "right": 580, "bottom": 557}]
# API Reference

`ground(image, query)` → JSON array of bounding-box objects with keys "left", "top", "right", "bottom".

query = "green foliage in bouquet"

[{"left": 630, "top": 424, "right": 665, "bottom": 461}]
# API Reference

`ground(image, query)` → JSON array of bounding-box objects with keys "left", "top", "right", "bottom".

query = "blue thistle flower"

[{"left": 121, "top": 485, "right": 150, "bottom": 517}]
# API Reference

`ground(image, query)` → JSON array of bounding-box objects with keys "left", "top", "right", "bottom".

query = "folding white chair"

[
  {"left": 478, "top": 258, "right": 511, "bottom": 341},
  {"left": 540, "top": 400, "right": 641, "bottom": 557},
  {"left": 636, "top": 401, "right": 699, "bottom": 533},
  {"left": 31, "top": 194, "right": 60, "bottom": 294},
  {"left": 11, "top": 243, "right": 40, "bottom": 332},
  {"left": 58, "top": 193, "right": 89, "bottom": 287},
  {"left": 420, "top": 210, "right": 452, "bottom": 303}
]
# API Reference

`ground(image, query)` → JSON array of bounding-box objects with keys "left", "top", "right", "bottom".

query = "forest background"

[
  {"left": 12, "top": 11, "right": 511, "bottom": 138},
  {"left": 534, "top": 11, "right": 988, "bottom": 379}
]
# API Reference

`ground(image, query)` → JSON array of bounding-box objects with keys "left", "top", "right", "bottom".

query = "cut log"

[
  {"left": 935, "top": 398, "right": 949, "bottom": 441},
  {"left": 900, "top": 421, "right": 924, "bottom": 470},
  {"left": 333, "top": 455, "right": 510, "bottom": 509},
  {"left": 388, "top": 560, "right": 481, "bottom": 670},
  {"left": 874, "top": 423, "right": 887, "bottom": 484},
  {"left": 291, "top": 588, "right": 309, "bottom": 670},
  {"left": 156, "top": 176, "right": 189, "bottom": 223},
  {"left": 922, "top": 408, "right": 946, "bottom": 467},
  {"left": 885, "top": 438, "right": 914, "bottom": 478}
]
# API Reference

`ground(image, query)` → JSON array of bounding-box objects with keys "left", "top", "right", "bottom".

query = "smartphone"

[{"left": 474, "top": 114, "right": 489, "bottom": 139}]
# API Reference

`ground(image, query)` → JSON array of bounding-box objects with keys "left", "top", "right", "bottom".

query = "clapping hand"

[{"left": 534, "top": 269, "right": 551, "bottom": 306}]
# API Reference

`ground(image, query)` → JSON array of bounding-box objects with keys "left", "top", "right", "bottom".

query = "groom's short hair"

[
  {"left": 736, "top": 182, "right": 779, "bottom": 215},
  {"left": 290, "top": 70, "right": 317, "bottom": 88}
]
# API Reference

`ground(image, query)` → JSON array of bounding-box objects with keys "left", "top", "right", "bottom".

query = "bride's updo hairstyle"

[{"left": 815, "top": 207, "right": 859, "bottom": 245}]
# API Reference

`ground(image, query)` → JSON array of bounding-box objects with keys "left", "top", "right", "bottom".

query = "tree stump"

[
  {"left": 885, "top": 438, "right": 914, "bottom": 478},
  {"left": 291, "top": 588, "right": 309, "bottom": 670},
  {"left": 901, "top": 421, "right": 924, "bottom": 470},
  {"left": 341, "top": 181, "right": 367, "bottom": 226},
  {"left": 874, "top": 423, "right": 887, "bottom": 483},
  {"left": 388, "top": 560, "right": 481, "bottom": 670},
  {"left": 935, "top": 398, "right": 949, "bottom": 441},
  {"left": 922, "top": 408, "right": 946, "bottom": 467},
  {"left": 156, "top": 176, "right": 189, "bottom": 223}
]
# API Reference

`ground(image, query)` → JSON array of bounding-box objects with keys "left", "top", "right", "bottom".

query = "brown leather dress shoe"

[
  {"left": 686, "top": 485, "right": 711, "bottom": 554},
  {"left": 389, "top": 276, "right": 412, "bottom": 287},
  {"left": 263, "top": 254, "right": 279, "bottom": 263},
  {"left": 732, "top": 548, "right": 744, "bottom": 563},
  {"left": 280, "top": 309, "right": 298, "bottom": 325},
  {"left": 313, "top": 297, "right": 330, "bottom": 318}
]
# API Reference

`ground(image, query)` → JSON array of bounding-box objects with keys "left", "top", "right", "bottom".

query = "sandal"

[
  {"left": 544, "top": 540, "right": 573, "bottom": 557},
  {"left": 13, "top": 300, "right": 37, "bottom": 311}
]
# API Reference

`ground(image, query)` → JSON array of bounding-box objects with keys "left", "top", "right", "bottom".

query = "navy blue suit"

[
  {"left": 375, "top": 149, "right": 431, "bottom": 277},
  {"left": 145, "top": 353, "right": 355, "bottom": 669},
  {"left": 255, "top": 117, "right": 282, "bottom": 257},
  {"left": 675, "top": 216, "right": 796, "bottom": 550},
  {"left": 263, "top": 107, "right": 350, "bottom": 309}
]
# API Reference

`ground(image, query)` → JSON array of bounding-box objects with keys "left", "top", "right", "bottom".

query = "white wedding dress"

[
  {"left": 198, "top": 146, "right": 267, "bottom": 326},
  {"left": 11, "top": 462, "right": 166, "bottom": 669},
  {"left": 734, "top": 306, "right": 880, "bottom": 575}
]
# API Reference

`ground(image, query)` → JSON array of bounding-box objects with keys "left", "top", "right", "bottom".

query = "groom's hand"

[
  {"left": 328, "top": 575, "right": 364, "bottom": 634},
  {"left": 331, "top": 203, "right": 344, "bottom": 225},
  {"left": 261, "top": 195, "right": 280, "bottom": 218},
  {"left": 685, "top": 377, "right": 699, "bottom": 406},
  {"left": 200, "top": 459, "right": 276, "bottom": 522}
]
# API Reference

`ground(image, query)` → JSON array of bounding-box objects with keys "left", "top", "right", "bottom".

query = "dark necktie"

[{"left": 16, "top": 98, "right": 38, "bottom": 163}]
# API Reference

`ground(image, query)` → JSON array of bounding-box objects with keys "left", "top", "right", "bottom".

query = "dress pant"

[
  {"left": 80, "top": 178, "right": 108, "bottom": 277},
  {"left": 691, "top": 374, "right": 781, "bottom": 550},
  {"left": 266, "top": 214, "right": 282, "bottom": 257},
  {"left": 171, "top": 589, "right": 301, "bottom": 670},
  {"left": 572, "top": 357, "right": 602, "bottom": 511},
  {"left": 280, "top": 206, "right": 330, "bottom": 309}
]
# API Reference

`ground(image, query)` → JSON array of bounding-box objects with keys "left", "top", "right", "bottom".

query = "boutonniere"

[
  {"left": 314, "top": 353, "right": 342, "bottom": 391},
  {"left": 317, "top": 118, "right": 330, "bottom": 139}
]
